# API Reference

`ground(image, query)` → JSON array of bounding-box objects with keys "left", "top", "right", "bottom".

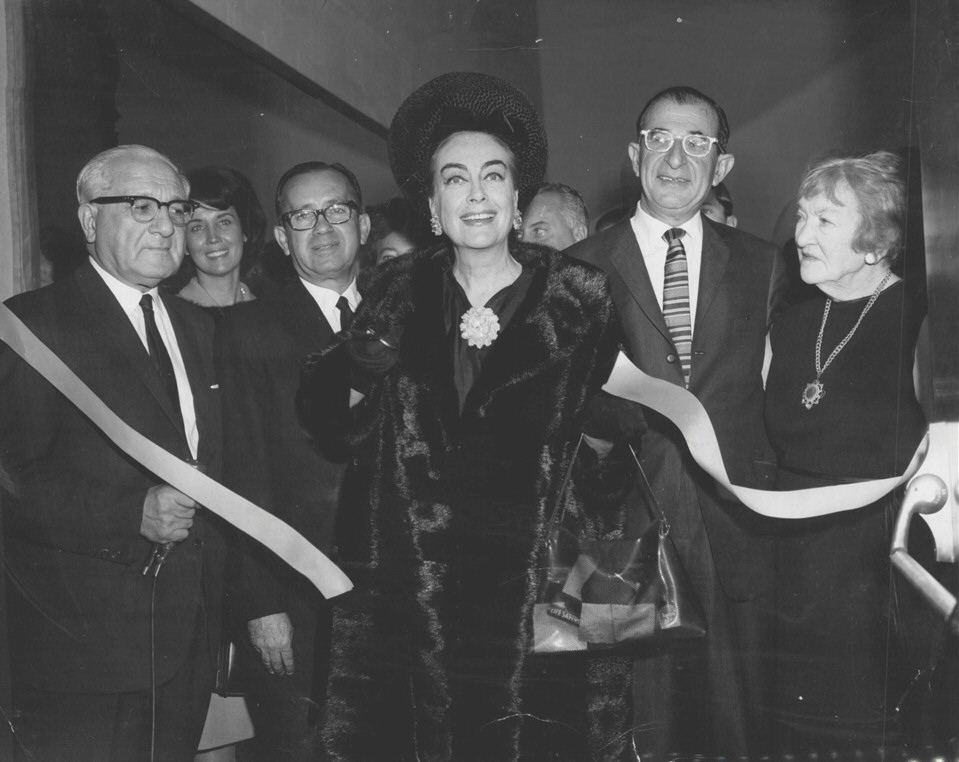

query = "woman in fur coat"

[{"left": 297, "top": 72, "right": 630, "bottom": 761}]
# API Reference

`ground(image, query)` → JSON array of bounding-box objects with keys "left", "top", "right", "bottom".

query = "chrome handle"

[{"left": 890, "top": 473, "right": 956, "bottom": 624}]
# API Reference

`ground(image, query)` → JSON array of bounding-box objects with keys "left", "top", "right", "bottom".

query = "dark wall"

[
  {"left": 535, "top": 0, "right": 916, "bottom": 238},
  {"left": 29, "top": 0, "right": 543, "bottom": 251}
]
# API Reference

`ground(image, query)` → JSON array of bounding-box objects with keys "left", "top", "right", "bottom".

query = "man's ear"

[
  {"left": 274, "top": 224, "right": 291, "bottom": 257},
  {"left": 78, "top": 203, "right": 98, "bottom": 244},
  {"left": 627, "top": 142, "right": 642, "bottom": 177},
  {"left": 573, "top": 223, "right": 589, "bottom": 243},
  {"left": 726, "top": 214, "right": 738, "bottom": 229},
  {"left": 358, "top": 212, "right": 371, "bottom": 245},
  {"left": 713, "top": 153, "right": 735, "bottom": 185}
]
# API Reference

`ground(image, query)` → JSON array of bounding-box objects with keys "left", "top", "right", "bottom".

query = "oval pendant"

[{"left": 802, "top": 379, "right": 824, "bottom": 410}]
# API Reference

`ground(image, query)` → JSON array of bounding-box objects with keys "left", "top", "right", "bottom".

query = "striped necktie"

[{"left": 662, "top": 227, "right": 692, "bottom": 387}]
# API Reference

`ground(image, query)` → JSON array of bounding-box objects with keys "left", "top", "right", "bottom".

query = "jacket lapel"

[
  {"left": 275, "top": 279, "right": 335, "bottom": 352},
  {"left": 74, "top": 262, "right": 186, "bottom": 439},
  {"left": 695, "top": 219, "right": 730, "bottom": 333},
  {"left": 607, "top": 223, "right": 672, "bottom": 343}
]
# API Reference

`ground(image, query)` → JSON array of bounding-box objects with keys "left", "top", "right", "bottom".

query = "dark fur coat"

[{"left": 298, "top": 242, "right": 632, "bottom": 761}]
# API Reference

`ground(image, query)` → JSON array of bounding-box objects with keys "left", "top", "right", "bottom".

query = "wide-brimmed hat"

[{"left": 388, "top": 71, "right": 547, "bottom": 205}]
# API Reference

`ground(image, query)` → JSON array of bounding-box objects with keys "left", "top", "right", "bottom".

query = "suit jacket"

[
  {"left": 568, "top": 215, "right": 777, "bottom": 600},
  {"left": 0, "top": 259, "right": 225, "bottom": 693},
  {"left": 216, "top": 278, "right": 347, "bottom": 625}
]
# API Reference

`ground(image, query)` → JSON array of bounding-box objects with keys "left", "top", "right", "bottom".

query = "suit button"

[
  {"left": 193, "top": 538, "right": 204, "bottom": 548},
  {"left": 666, "top": 353, "right": 677, "bottom": 363}
]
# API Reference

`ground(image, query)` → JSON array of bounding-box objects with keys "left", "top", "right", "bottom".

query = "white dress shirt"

[
  {"left": 300, "top": 277, "right": 362, "bottom": 332},
  {"left": 630, "top": 204, "right": 705, "bottom": 332},
  {"left": 88, "top": 257, "right": 199, "bottom": 459}
]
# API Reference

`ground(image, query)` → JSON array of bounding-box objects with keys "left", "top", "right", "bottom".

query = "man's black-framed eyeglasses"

[
  {"left": 89, "top": 196, "right": 197, "bottom": 226},
  {"left": 640, "top": 129, "right": 721, "bottom": 158},
  {"left": 281, "top": 201, "right": 360, "bottom": 231}
]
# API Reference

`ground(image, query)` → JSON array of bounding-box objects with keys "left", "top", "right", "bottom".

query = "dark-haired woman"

[
  {"left": 177, "top": 166, "right": 266, "bottom": 308},
  {"left": 366, "top": 196, "right": 431, "bottom": 266},
  {"left": 178, "top": 166, "right": 266, "bottom": 761},
  {"left": 297, "top": 72, "right": 628, "bottom": 761}
]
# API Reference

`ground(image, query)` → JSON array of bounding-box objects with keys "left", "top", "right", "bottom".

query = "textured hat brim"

[{"left": 389, "top": 71, "right": 547, "bottom": 205}]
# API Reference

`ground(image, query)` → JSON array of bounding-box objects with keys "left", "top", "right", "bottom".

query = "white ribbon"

[
  {"left": 0, "top": 302, "right": 352, "bottom": 598},
  {"left": 603, "top": 352, "right": 925, "bottom": 519}
]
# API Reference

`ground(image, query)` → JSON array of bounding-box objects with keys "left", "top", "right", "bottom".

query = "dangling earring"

[
  {"left": 512, "top": 210, "right": 522, "bottom": 231},
  {"left": 430, "top": 213, "right": 443, "bottom": 236}
]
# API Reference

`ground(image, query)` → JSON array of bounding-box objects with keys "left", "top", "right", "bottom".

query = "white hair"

[{"left": 75, "top": 145, "right": 187, "bottom": 203}]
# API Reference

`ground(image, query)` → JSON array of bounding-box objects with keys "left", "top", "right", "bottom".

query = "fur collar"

[{"left": 356, "top": 241, "right": 610, "bottom": 419}]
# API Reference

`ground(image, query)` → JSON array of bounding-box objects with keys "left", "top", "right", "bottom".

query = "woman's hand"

[{"left": 347, "top": 326, "right": 404, "bottom": 395}]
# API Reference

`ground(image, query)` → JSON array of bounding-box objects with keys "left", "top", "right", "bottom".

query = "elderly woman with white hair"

[{"left": 764, "top": 150, "right": 928, "bottom": 754}]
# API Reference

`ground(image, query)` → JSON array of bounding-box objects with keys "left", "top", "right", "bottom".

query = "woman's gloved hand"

[{"left": 347, "top": 326, "right": 404, "bottom": 395}]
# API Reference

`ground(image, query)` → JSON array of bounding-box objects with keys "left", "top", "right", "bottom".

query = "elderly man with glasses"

[
  {"left": 214, "top": 161, "right": 369, "bottom": 761},
  {"left": 0, "top": 144, "right": 226, "bottom": 760},
  {"left": 567, "top": 86, "right": 780, "bottom": 760}
]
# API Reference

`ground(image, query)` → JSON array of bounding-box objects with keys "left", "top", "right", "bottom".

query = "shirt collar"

[
  {"left": 634, "top": 203, "right": 704, "bottom": 245},
  {"left": 88, "top": 256, "right": 160, "bottom": 316},
  {"left": 299, "top": 276, "right": 360, "bottom": 310}
]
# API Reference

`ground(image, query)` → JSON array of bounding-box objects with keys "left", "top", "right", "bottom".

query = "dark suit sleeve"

[
  {"left": 0, "top": 337, "right": 147, "bottom": 565},
  {"left": 296, "top": 337, "right": 355, "bottom": 463},
  {"left": 215, "top": 310, "right": 291, "bottom": 622}
]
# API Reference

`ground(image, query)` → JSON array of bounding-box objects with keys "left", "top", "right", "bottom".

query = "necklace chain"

[
  {"left": 802, "top": 271, "right": 893, "bottom": 411},
  {"left": 193, "top": 276, "right": 246, "bottom": 307},
  {"left": 814, "top": 271, "right": 893, "bottom": 378}
]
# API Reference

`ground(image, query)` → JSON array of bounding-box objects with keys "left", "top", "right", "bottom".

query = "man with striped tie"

[{"left": 567, "top": 86, "right": 779, "bottom": 761}]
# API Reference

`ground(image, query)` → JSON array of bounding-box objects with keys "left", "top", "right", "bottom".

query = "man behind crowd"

[
  {"left": 216, "top": 161, "right": 369, "bottom": 760},
  {"left": 568, "top": 86, "right": 778, "bottom": 759},
  {"left": 0, "top": 145, "right": 225, "bottom": 760},
  {"left": 521, "top": 181, "right": 589, "bottom": 250}
]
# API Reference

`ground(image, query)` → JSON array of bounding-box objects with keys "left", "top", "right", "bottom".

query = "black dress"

[{"left": 763, "top": 279, "right": 927, "bottom": 753}]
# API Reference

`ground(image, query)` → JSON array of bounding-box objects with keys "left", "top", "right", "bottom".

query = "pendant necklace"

[{"left": 801, "top": 270, "right": 893, "bottom": 410}]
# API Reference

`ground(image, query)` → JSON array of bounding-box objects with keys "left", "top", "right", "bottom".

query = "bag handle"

[
  {"left": 627, "top": 443, "right": 669, "bottom": 531},
  {"left": 543, "top": 433, "right": 585, "bottom": 537},
  {"left": 543, "top": 436, "right": 668, "bottom": 537}
]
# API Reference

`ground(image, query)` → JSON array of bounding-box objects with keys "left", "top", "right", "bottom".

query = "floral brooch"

[{"left": 460, "top": 305, "right": 500, "bottom": 348}]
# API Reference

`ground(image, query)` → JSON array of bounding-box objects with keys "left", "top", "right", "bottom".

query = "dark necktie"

[
  {"left": 140, "top": 293, "right": 181, "bottom": 417},
  {"left": 336, "top": 295, "right": 354, "bottom": 332},
  {"left": 662, "top": 227, "right": 692, "bottom": 387}
]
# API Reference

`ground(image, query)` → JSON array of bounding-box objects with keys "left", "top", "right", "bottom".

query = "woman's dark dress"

[
  {"left": 298, "top": 243, "right": 629, "bottom": 761},
  {"left": 764, "top": 279, "right": 926, "bottom": 752}
]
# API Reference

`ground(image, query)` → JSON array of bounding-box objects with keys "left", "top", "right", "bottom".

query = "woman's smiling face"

[
  {"left": 429, "top": 131, "right": 518, "bottom": 254},
  {"left": 185, "top": 204, "right": 246, "bottom": 278}
]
